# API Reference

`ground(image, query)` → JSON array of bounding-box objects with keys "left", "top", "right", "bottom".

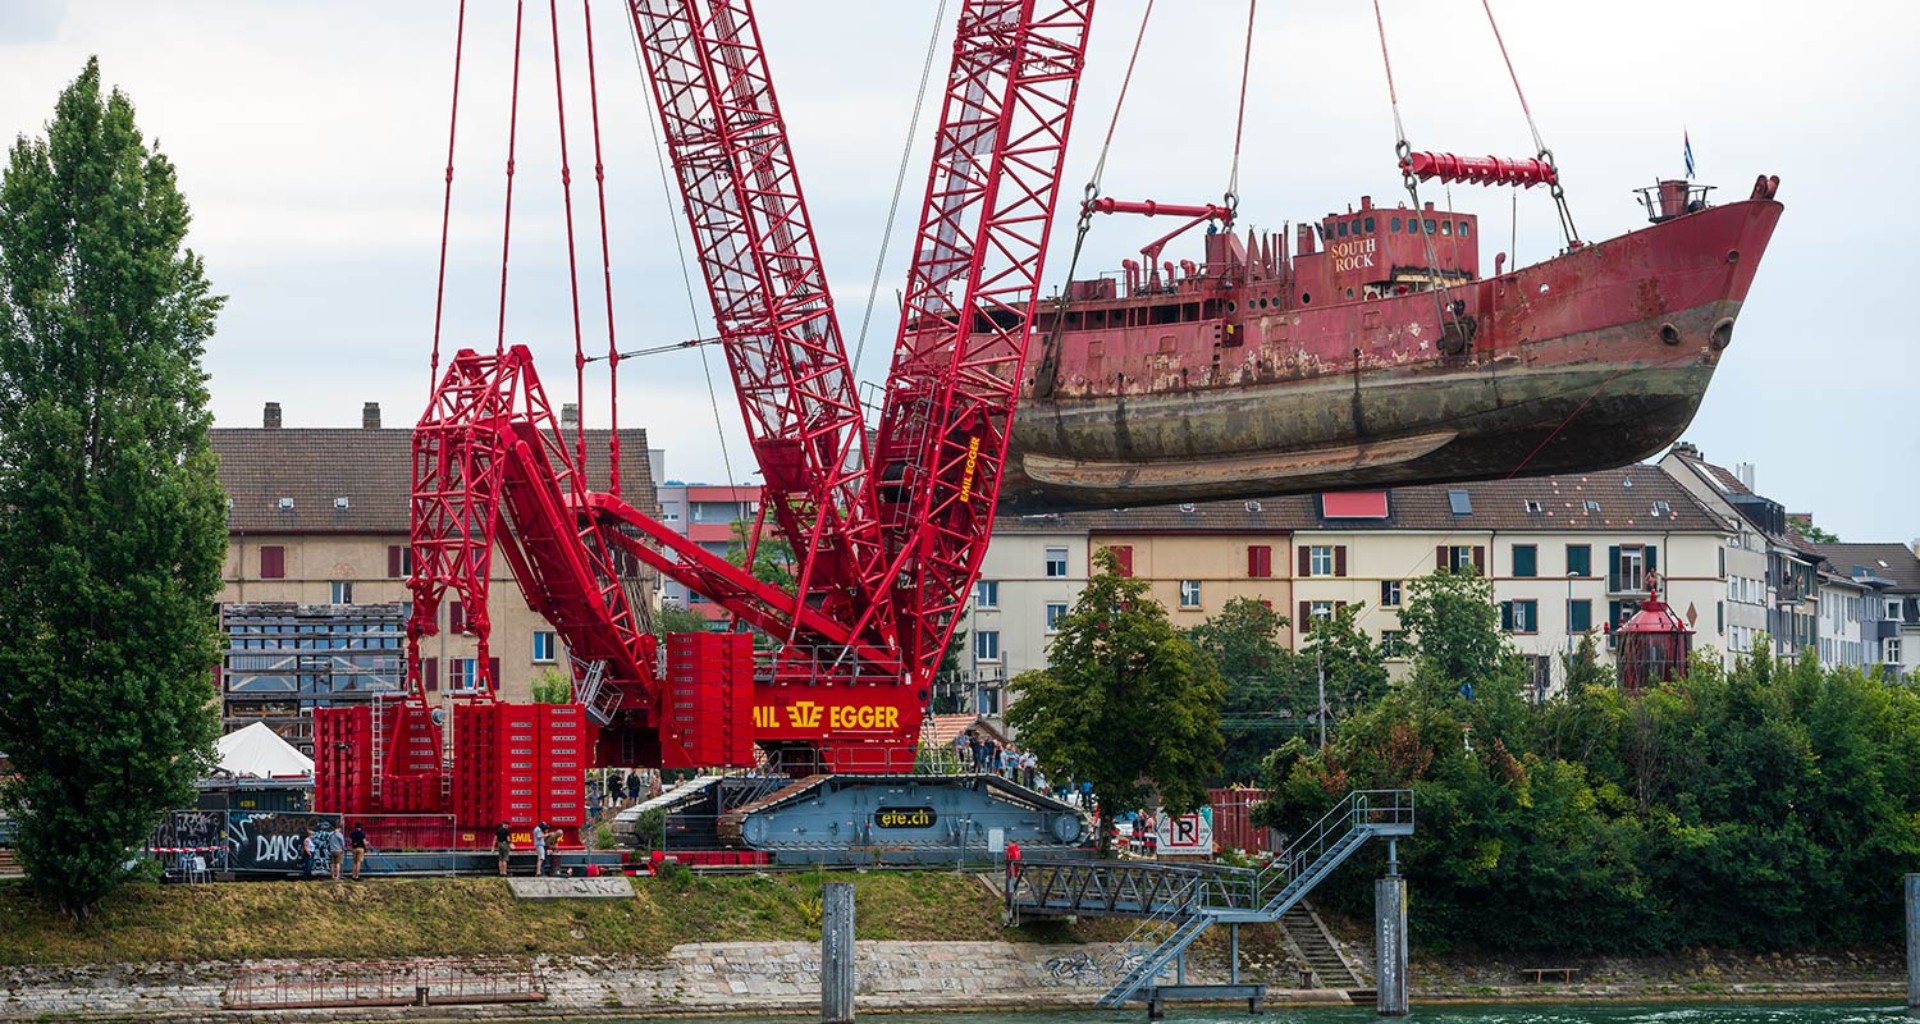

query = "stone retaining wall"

[{"left": 0, "top": 942, "right": 1154, "bottom": 1021}]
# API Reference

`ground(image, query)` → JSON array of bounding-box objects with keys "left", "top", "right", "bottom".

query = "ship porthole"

[
  {"left": 1658, "top": 323, "right": 1681, "bottom": 346},
  {"left": 1726, "top": 249, "right": 1741, "bottom": 264},
  {"left": 1709, "top": 318, "right": 1735, "bottom": 351},
  {"left": 1301, "top": 293, "right": 1312, "bottom": 305},
  {"left": 1227, "top": 301, "right": 1236, "bottom": 313}
]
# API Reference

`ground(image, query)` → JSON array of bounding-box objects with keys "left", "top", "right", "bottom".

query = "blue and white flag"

[{"left": 1684, "top": 130, "right": 1695, "bottom": 180}]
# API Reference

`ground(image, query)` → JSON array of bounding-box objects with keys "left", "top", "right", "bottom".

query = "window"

[
  {"left": 1045, "top": 602, "right": 1068, "bottom": 634},
  {"left": 1045, "top": 547, "right": 1069, "bottom": 578},
  {"left": 1523, "top": 655, "right": 1552, "bottom": 698},
  {"left": 1568, "top": 599, "right": 1593, "bottom": 633},
  {"left": 260, "top": 545, "right": 286, "bottom": 579},
  {"left": 1610, "top": 544, "right": 1654, "bottom": 593},
  {"left": 1888, "top": 637, "right": 1902, "bottom": 664},
  {"left": 974, "top": 580, "right": 999, "bottom": 609},
  {"left": 449, "top": 658, "right": 480, "bottom": 693},
  {"left": 1179, "top": 580, "right": 1202, "bottom": 609},
  {"left": 330, "top": 581, "right": 354, "bottom": 604},
  {"left": 1512, "top": 544, "right": 1538, "bottom": 578},
  {"left": 1310, "top": 600, "right": 1335, "bottom": 622},
  {"left": 1309, "top": 545, "right": 1334, "bottom": 577},
  {"left": 1391, "top": 216, "right": 1403, "bottom": 232},
  {"left": 1651, "top": 500, "right": 1673, "bottom": 517},
  {"left": 974, "top": 631, "right": 1001, "bottom": 663},
  {"left": 1524, "top": 500, "right": 1544, "bottom": 514},
  {"left": 1247, "top": 545, "right": 1273, "bottom": 578},
  {"left": 1584, "top": 500, "right": 1602, "bottom": 514},
  {"left": 1458, "top": 221, "right": 1471, "bottom": 237},
  {"left": 1502, "top": 599, "right": 1539, "bottom": 633},
  {"left": 1380, "top": 579, "right": 1402, "bottom": 607},
  {"left": 533, "top": 631, "right": 556, "bottom": 663},
  {"left": 1424, "top": 218, "right": 1438, "bottom": 235},
  {"left": 1380, "top": 631, "right": 1407, "bottom": 658},
  {"left": 1441, "top": 545, "right": 1483, "bottom": 574},
  {"left": 386, "top": 545, "right": 412, "bottom": 579},
  {"left": 1447, "top": 489, "right": 1472, "bottom": 515},
  {"left": 450, "top": 601, "right": 468, "bottom": 634},
  {"left": 1889, "top": 599, "right": 1904, "bottom": 620}
]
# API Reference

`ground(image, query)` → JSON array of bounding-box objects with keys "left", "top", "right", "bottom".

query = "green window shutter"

[
  {"left": 1646, "top": 546, "right": 1659, "bottom": 574},
  {"left": 1514, "top": 545, "right": 1537, "bottom": 577},
  {"left": 1609, "top": 600, "right": 1624, "bottom": 630},
  {"left": 1501, "top": 601, "right": 1514, "bottom": 631},
  {"left": 1608, "top": 546, "right": 1622, "bottom": 592},
  {"left": 1569, "top": 600, "right": 1592, "bottom": 633},
  {"left": 1716, "top": 601, "right": 1724, "bottom": 634}
]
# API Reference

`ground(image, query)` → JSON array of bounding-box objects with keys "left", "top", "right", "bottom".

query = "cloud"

[{"left": 0, "top": 1, "right": 65, "bottom": 45}]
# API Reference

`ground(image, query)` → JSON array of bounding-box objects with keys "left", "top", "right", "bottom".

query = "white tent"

[{"left": 215, "top": 722, "right": 314, "bottom": 779}]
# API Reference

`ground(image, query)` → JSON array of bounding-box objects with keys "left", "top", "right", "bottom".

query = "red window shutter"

[
  {"left": 1473, "top": 546, "right": 1487, "bottom": 574},
  {"left": 387, "top": 545, "right": 403, "bottom": 578},
  {"left": 1334, "top": 546, "right": 1348, "bottom": 578},
  {"left": 1298, "top": 601, "right": 1311, "bottom": 632},
  {"left": 260, "top": 545, "right": 285, "bottom": 579},
  {"left": 1109, "top": 546, "right": 1134, "bottom": 577},
  {"left": 1436, "top": 545, "right": 1448, "bottom": 571},
  {"left": 1299, "top": 546, "right": 1312, "bottom": 577},
  {"left": 1336, "top": 600, "right": 1349, "bottom": 612},
  {"left": 450, "top": 601, "right": 466, "bottom": 634},
  {"left": 489, "top": 657, "right": 501, "bottom": 695},
  {"left": 424, "top": 657, "right": 439, "bottom": 693},
  {"left": 1249, "top": 545, "right": 1273, "bottom": 578}
]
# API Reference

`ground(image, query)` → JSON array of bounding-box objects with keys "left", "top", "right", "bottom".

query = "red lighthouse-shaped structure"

[{"left": 1614, "top": 573, "right": 1693, "bottom": 694}]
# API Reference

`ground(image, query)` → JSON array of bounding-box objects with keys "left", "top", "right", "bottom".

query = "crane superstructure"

[{"left": 314, "top": 0, "right": 1098, "bottom": 828}]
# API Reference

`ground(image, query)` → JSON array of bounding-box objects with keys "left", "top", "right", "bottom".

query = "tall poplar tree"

[{"left": 0, "top": 59, "right": 226, "bottom": 919}]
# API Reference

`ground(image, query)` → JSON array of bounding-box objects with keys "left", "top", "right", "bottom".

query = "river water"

[{"left": 614, "top": 1009, "right": 1906, "bottom": 1024}]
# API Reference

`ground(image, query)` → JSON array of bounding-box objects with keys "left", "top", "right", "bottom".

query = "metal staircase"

[{"left": 1008, "top": 789, "right": 1413, "bottom": 1007}]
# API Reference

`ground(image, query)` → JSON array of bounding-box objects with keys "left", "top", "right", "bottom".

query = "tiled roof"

[
  {"left": 213, "top": 427, "right": 657, "bottom": 534},
  {"left": 1058, "top": 464, "right": 1724, "bottom": 535},
  {"left": 1810, "top": 543, "right": 1920, "bottom": 592}
]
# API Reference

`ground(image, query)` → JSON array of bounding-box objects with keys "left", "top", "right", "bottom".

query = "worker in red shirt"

[{"left": 1005, "top": 839, "right": 1023, "bottom": 895}]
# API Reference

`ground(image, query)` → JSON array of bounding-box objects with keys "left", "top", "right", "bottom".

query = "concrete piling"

[
  {"left": 1375, "top": 874, "right": 1408, "bottom": 1016},
  {"left": 1907, "top": 873, "right": 1918, "bottom": 1010},
  {"left": 822, "top": 882, "right": 855, "bottom": 1024}
]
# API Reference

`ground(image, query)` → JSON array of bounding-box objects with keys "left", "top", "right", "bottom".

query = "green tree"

[
  {"left": 1189, "top": 597, "right": 1309, "bottom": 782},
  {"left": 0, "top": 59, "right": 226, "bottom": 919},
  {"left": 1397, "top": 568, "right": 1515, "bottom": 704},
  {"left": 725, "top": 519, "right": 796, "bottom": 591},
  {"left": 1301, "top": 602, "right": 1392, "bottom": 726},
  {"left": 530, "top": 668, "right": 572, "bottom": 703},
  {"left": 650, "top": 601, "right": 713, "bottom": 639},
  {"left": 1007, "top": 550, "right": 1225, "bottom": 852}
]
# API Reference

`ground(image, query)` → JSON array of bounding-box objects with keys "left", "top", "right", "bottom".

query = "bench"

[
  {"left": 1144, "top": 983, "right": 1265, "bottom": 1019},
  {"left": 1521, "top": 967, "right": 1579, "bottom": 984}
]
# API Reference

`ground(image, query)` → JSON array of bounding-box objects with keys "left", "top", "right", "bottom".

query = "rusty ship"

[{"left": 1001, "top": 173, "right": 1783, "bottom": 512}]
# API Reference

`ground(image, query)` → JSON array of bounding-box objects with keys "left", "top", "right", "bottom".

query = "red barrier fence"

[{"left": 1208, "top": 787, "right": 1277, "bottom": 855}]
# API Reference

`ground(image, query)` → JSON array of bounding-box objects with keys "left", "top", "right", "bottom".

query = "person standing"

[
  {"left": 349, "top": 822, "right": 368, "bottom": 881},
  {"left": 298, "top": 829, "right": 315, "bottom": 881},
  {"left": 494, "top": 822, "right": 513, "bottom": 877},
  {"left": 532, "top": 821, "right": 548, "bottom": 877},
  {"left": 626, "top": 770, "right": 643, "bottom": 807},
  {"left": 326, "top": 826, "right": 345, "bottom": 881},
  {"left": 967, "top": 731, "right": 984, "bottom": 773}
]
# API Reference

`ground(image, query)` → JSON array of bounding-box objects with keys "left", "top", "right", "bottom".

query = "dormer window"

[
  {"left": 1584, "top": 500, "right": 1602, "bottom": 513},
  {"left": 1524, "top": 500, "right": 1544, "bottom": 514},
  {"left": 277, "top": 497, "right": 295, "bottom": 511}
]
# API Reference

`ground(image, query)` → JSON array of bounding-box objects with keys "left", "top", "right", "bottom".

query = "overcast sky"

[{"left": 2, "top": 1, "right": 1915, "bottom": 543}]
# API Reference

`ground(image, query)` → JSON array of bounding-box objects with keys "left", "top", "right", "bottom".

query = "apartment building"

[
  {"left": 978, "top": 464, "right": 1735, "bottom": 708},
  {"left": 960, "top": 515, "right": 1093, "bottom": 716},
  {"left": 1812, "top": 542, "right": 1920, "bottom": 679},
  {"left": 214, "top": 401, "right": 657, "bottom": 729},
  {"left": 654, "top": 481, "right": 760, "bottom": 619}
]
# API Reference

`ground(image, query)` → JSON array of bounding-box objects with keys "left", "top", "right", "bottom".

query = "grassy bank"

[{"left": 0, "top": 872, "right": 1114, "bottom": 966}]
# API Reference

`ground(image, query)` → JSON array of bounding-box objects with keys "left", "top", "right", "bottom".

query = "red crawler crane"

[{"left": 314, "top": 0, "right": 1098, "bottom": 831}]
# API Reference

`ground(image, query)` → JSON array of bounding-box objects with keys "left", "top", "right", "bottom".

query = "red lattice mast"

[
  {"left": 869, "top": 0, "right": 1097, "bottom": 683},
  {"left": 627, "top": 0, "right": 893, "bottom": 648}
]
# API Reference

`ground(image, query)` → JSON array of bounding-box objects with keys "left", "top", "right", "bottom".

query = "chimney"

[
  {"left": 1736, "top": 462, "right": 1756, "bottom": 491},
  {"left": 362, "top": 402, "right": 381, "bottom": 429},
  {"left": 1669, "top": 441, "right": 1700, "bottom": 460},
  {"left": 263, "top": 402, "right": 282, "bottom": 429},
  {"left": 560, "top": 403, "right": 580, "bottom": 430}
]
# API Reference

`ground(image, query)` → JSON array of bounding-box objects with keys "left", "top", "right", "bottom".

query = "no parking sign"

[{"left": 1153, "top": 806, "right": 1215, "bottom": 855}]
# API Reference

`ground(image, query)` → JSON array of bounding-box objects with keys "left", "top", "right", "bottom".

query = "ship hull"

[{"left": 1002, "top": 197, "right": 1782, "bottom": 512}]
